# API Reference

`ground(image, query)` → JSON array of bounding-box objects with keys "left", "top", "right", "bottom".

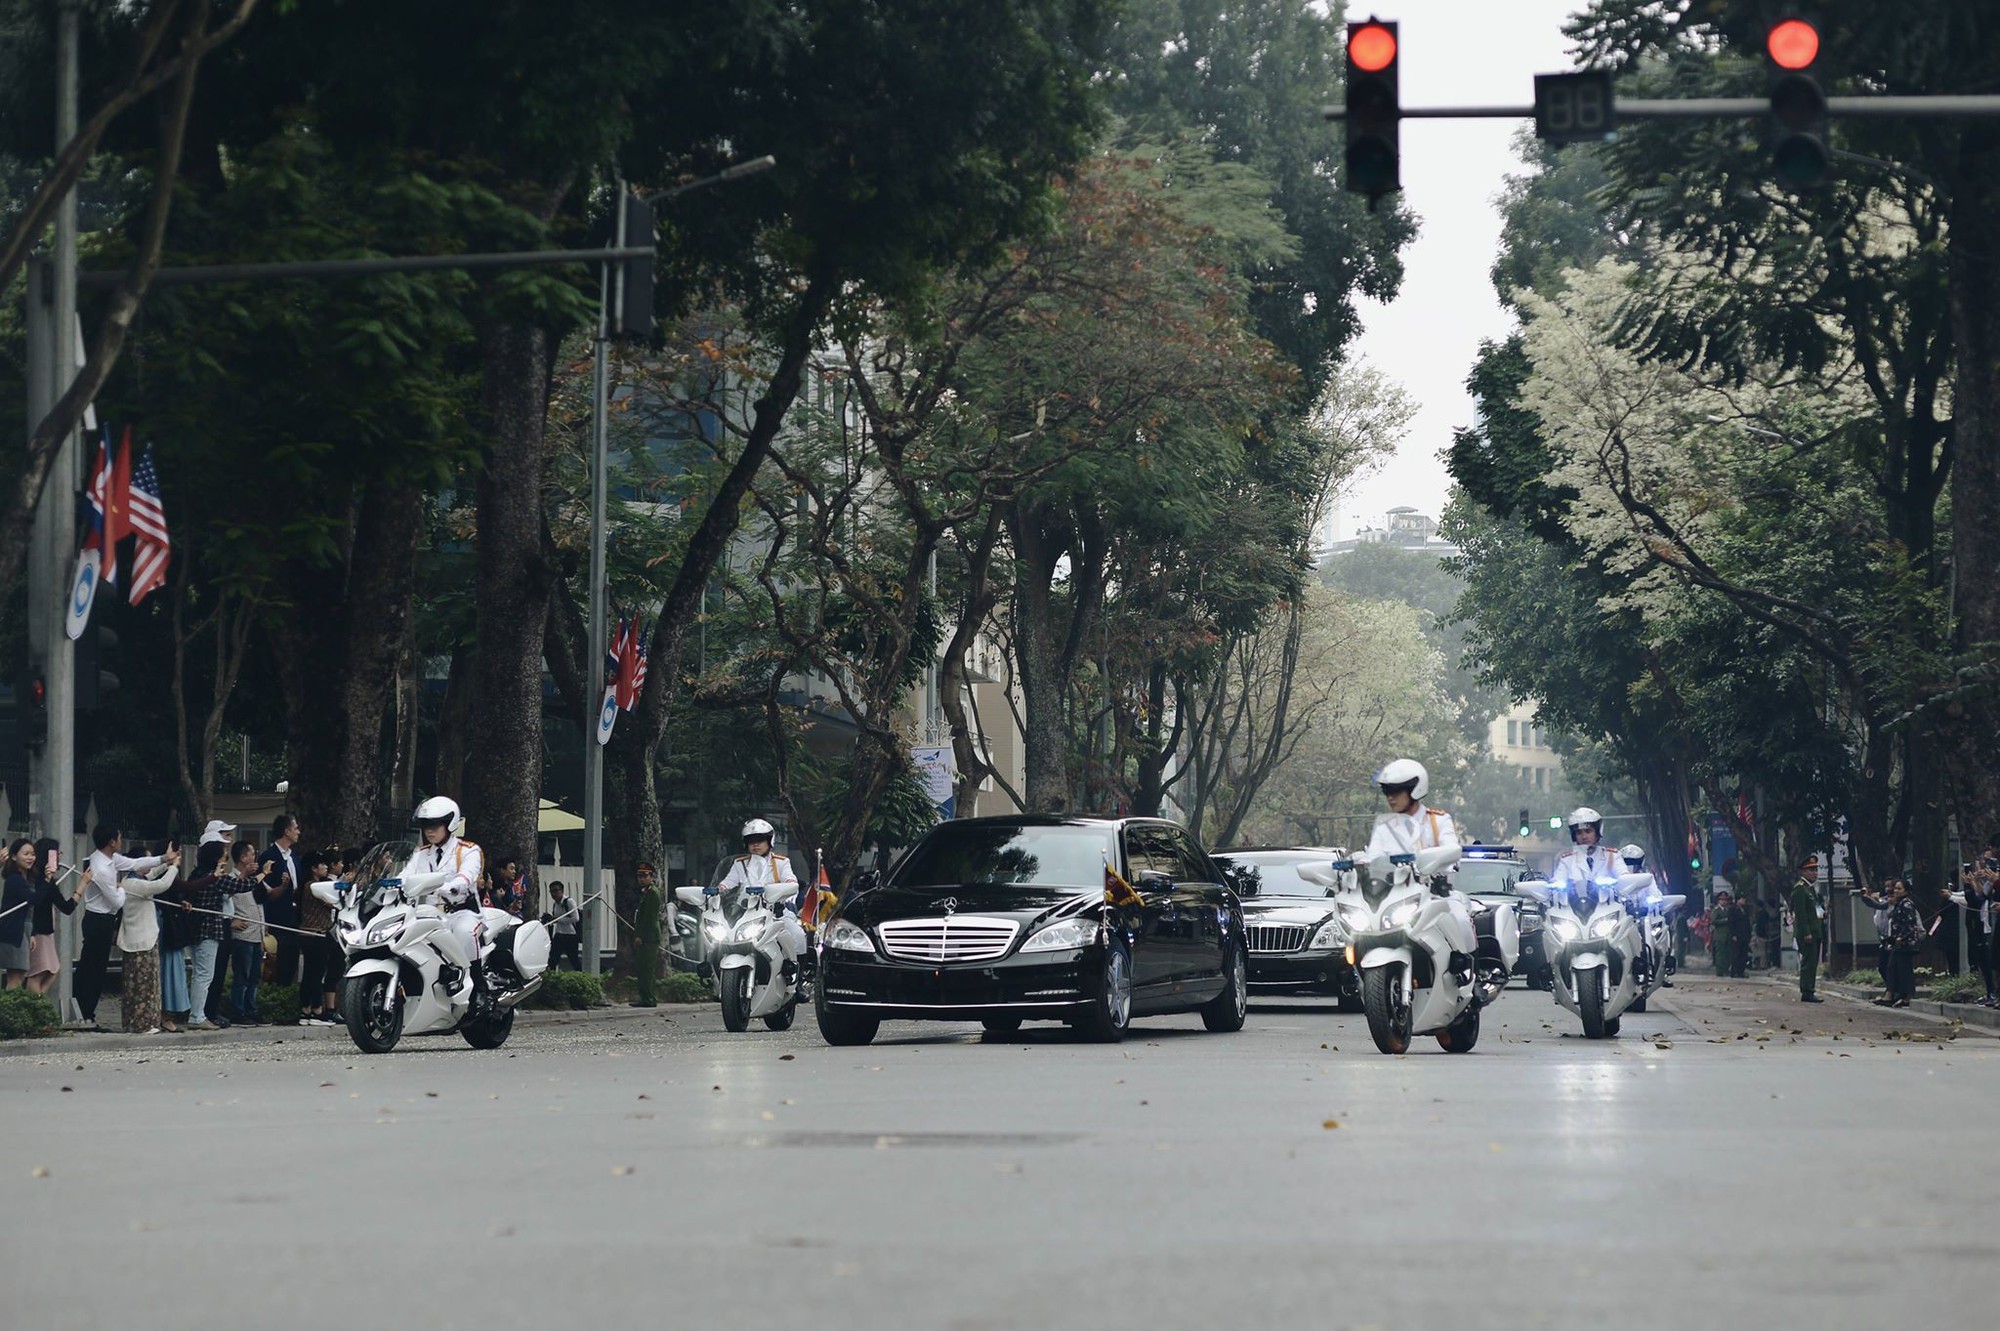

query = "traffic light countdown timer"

[{"left": 1343, "top": 18, "right": 1399, "bottom": 201}]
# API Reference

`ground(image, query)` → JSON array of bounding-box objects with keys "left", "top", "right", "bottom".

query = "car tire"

[
  {"left": 1201, "top": 942, "right": 1248, "bottom": 1032},
  {"left": 815, "top": 991, "right": 880, "bottom": 1046},
  {"left": 981, "top": 1016, "right": 1023, "bottom": 1034},
  {"left": 1074, "top": 941, "right": 1132, "bottom": 1044}
]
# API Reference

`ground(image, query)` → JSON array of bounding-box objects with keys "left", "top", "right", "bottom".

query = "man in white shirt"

[{"left": 76, "top": 825, "right": 179, "bottom": 1029}]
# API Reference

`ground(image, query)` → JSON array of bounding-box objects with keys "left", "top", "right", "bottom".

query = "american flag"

[{"left": 126, "top": 444, "right": 169, "bottom": 605}]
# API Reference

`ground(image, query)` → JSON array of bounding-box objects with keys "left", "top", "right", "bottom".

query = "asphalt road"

[{"left": 4, "top": 976, "right": 1994, "bottom": 1331}]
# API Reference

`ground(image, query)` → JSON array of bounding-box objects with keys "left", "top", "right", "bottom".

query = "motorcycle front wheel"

[
  {"left": 1577, "top": 969, "right": 1610, "bottom": 1038},
  {"left": 1362, "top": 966, "right": 1412, "bottom": 1055},
  {"left": 340, "top": 973, "right": 403, "bottom": 1054},
  {"left": 720, "top": 967, "right": 752, "bottom": 1032}
]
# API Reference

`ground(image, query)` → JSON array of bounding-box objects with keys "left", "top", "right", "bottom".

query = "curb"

[
  {"left": 0, "top": 1000, "right": 700, "bottom": 1059},
  {"left": 1753, "top": 974, "right": 2000, "bottom": 1035}
]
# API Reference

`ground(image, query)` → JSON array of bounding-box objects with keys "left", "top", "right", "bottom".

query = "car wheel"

[
  {"left": 815, "top": 988, "right": 879, "bottom": 1046},
  {"left": 1075, "top": 941, "right": 1132, "bottom": 1043},
  {"left": 1201, "top": 942, "right": 1248, "bottom": 1032},
  {"left": 981, "top": 1016, "right": 1023, "bottom": 1035}
]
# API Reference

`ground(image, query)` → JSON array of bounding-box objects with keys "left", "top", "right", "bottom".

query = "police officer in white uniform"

[
  {"left": 1364, "top": 758, "right": 1475, "bottom": 983},
  {"left": 399, "top": 796, "right": 489, "bottom": 1002},
  {"left": 1550, "top": 807, "right": 1618, "bottom": 909},
  {"left": 716, "top": 819, "right": 808, "bottom": 984}
]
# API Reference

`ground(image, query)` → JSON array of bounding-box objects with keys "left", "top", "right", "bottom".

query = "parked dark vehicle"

[
  {"left": 815, "top": 816, "right": 1248, "bottom": 1046},
  {"left": 1212, "top": 847, "right": 1362, "bottom": 1009}
]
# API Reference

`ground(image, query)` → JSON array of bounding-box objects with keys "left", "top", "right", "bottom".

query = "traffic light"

[
  {"left": 1518, "top": 808, "right": 1532, "bottom": 839},
  {"left": 610, "top": 193, "right": 654, "bottom": 339},
  {"left": 1344, "top": 18, "right": 1400, "bottom": 201},
  {"left": 1548, "top": 815, "right": 1562, "bottom": 830},
  {"left": 1765, "top": 15, "right": 1829, "bottom": 186},
  {"left": 19, "top": 667, "right": 48, "bottom": 750}
]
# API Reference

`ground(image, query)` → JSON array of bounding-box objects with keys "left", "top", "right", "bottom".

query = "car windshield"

[
  {"left": 1457, "top": 858, "right": 1525, "bottom": 895},
  {"left": 1215, "top": 857, "right": 1331, "bottom": 899},
  {"left": 893, "top": 823, "right": 1114, "bottom": 891}
]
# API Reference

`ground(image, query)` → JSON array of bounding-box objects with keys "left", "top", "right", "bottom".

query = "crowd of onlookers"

[
  {"left": 0, "top": 815, "right": 581, "bottom": 1034},
  {"left": 1679, "top": 848, "right": 2000, "bottom": 1010}
]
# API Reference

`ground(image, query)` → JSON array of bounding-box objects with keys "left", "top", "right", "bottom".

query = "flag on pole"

[
  {"left": 1103, "top": 854, "right": 1142, "bottom": 909},
  {"left": 799, "top": 852, "right": 830, "bottom": 932},
  {"left": 127, "top": 444, "right": 170, "bottom": 606},
  {"left": 594, "top": 615, "right": 626, "bottom": 747},
  {"left": 616, "top": 617, "right": 649, "bottom": 712},
  {"left": 88, "top": 426, "right": 132, "bottom": 587}
]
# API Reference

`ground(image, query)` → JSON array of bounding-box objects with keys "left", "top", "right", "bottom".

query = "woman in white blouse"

[{"left": 117, "top": 849, "right": 181, "bottom": 1034}]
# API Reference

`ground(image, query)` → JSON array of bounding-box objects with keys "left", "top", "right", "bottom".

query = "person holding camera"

[{"left": 1946, "top": 859, "right": 1997, "bottom": 1007}]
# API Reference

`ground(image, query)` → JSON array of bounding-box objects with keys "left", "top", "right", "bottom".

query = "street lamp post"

[{"left": 580, "top": 155, "right": 775, "bottom": 973}]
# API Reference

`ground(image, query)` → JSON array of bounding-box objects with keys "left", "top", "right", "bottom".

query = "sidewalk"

[
  {"left": 1656, "top": 972, "right": 1995, "bottom": 1042},
  {"left": 0, "top": 1001, "right": 691, "bottom": 1059}
]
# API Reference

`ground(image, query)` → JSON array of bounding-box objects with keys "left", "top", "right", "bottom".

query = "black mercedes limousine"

[{"left": 814, "top": 815, "right": 1248, "bottom": 1045}]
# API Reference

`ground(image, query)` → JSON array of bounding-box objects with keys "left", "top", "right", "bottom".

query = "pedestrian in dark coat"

[{"left": 1791, "top": 855, "right": 1824, "bottom": 1002}]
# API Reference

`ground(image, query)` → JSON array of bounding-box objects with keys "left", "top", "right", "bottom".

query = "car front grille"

[
  {"left": 876, "top": 916, "right": 1020, "bottom": 964},
  {"left": 1246, "top": 923, "right": 1309, "bottom": 954}
]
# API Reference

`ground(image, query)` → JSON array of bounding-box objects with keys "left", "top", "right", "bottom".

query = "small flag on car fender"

[{"left": 1104, "top": 856, "right": 1143, "bottom": 909}]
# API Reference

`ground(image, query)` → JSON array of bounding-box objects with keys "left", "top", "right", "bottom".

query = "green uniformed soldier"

[
  {"left": 1709, "top": 889, "right": 1735, "bottom": 977},
  {"left": 632, "top": 861, "right": 662, "bottom": 1008},
  {"left": 1790, "top": 854, "right": 1824, "bottom": 1003}
]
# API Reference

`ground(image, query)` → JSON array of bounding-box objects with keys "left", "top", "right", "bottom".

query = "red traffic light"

[
  {"left": 1766, "top": 18, "right": 1819, "bottom": 70},
  {"left": 29, "top": 677, "right": 46, "bottom": 704},
  {"left": 1348, "top": 22, "right": 1397, "bottom": 73}
]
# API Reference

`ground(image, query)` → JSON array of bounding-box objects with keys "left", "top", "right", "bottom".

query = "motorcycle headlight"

[
  {"left": 1590, "top": 914, "right": 1624, "bottom": 939},
  {"left": 824, "top": 920, "right": 874, "bottom": 953},
  {"left": 1309, "top": 917, "right": 1346, "bottom": 950},
  {"left": 1548, "top": 916, "right": 1582, "bottom": 944},
  {"left": 365, "top": 916, "right": 404, "bottom": 946},
  {"left": 1380, "top": 898, "right": 1421, "bottom": 930},
  {"left": 1336, "top": 901, "right": 1368, "bottom": 930},
  {"left": 1022, "top": 917, "right": 1099, "bottom": 953},
  {"left": 701, "top": 917, "right": 728, "bottom": 941}
]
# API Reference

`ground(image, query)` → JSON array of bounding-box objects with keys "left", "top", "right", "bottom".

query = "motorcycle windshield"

[{"left": 349, "top": 841, "right": 418, "bottom": 921}]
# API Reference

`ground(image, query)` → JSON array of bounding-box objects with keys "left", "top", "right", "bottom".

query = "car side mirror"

[
  {"left": 851, "top": 869, "right": 881, "bottom": 895},
  {"left": 1137, "top": 869, "right": 1175, "bottom": 892}
]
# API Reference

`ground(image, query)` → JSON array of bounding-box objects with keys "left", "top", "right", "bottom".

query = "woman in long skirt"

[{"left": 116, "top": 850, "right": 181, "bottom": 1034}]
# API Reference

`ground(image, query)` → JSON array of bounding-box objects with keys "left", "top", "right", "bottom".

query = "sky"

[{"left": 1333, "top": 0, "right": 1585, "bottom": 539}]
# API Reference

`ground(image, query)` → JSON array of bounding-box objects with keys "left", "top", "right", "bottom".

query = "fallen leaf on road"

[
  {"left": 780, "top": 1054, "right": 795, "bottom": 1061},
  {"left": 31, "top": 1166, "right": 48, "bottom": 1178},
  {"left": 1322, "top": 1119, "right": 1340, "bottom": 1130},
  {"left": 760, "top": 1111, "right": 776, "bottom": 1121},
  {"left": 612, "top": 1165, "right": 636, "bottom": 1176}
]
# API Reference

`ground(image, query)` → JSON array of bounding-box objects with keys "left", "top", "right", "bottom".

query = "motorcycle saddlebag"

[{"left": 489, "top": 919, "right": 553, "bottom": 981}]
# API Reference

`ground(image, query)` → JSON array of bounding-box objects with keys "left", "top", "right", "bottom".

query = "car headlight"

[
  {"left": 1336, "top": 901, "right": 1369, "bottom": 930},
  {"left": 1548, "top": 917, "right": 1581, "bottom": 944},
  {"left": 1589, "top": 914, "right": 1624, "bottom": 939},
  {"left": 1381, "top": 898, "right": 1421, "bottom": 930},
  {"left": 1022, "top": 917, "right": 1099, "bottom": 952},
  {"left": 1309, "top": 918, "right": 1346, "bottom": 950},
  {"left": 824, "top": 920, "right": 874, "bottom": 953}
]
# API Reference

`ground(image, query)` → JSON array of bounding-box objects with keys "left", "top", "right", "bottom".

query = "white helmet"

[
  {"left": 1566, "top": 806, "right": 1602, "bottom": 842},
  {"left": 413, "top": 795, "right": 463, "bottom": 837},
  {"left": 741, "top": 818, "right": 776, "bottom": 844},
  {"left": 1375, "top": 758, "right": 1429, "bottom": 801},
  {"left": 1619, "top": 843, "right": 1647, "bottom": 868}
]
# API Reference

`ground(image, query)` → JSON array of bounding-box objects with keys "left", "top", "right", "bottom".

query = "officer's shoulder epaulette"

[
  {"left": 458, "top": 838, "right": 482, "bottom": 850},
  {"left": 734, "top": 854, "right": 751, "bottom": 862}
]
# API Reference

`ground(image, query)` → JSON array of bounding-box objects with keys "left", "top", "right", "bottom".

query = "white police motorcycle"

[
  {"left": 675, "top": 881, "right": 804, "bottom": 1032},
  {"left": 1518, "top": 871, "right": 1652, "bottom": 1038},
  {"left": 1337, "top": 845, "right": 1516, "bottom": 1054},
  {"left": 333, "top": 843, "right": 552, "bottom": 1054},
  {"left": 1620, "top": 874, "right": 1685, "bottom": 1013}
]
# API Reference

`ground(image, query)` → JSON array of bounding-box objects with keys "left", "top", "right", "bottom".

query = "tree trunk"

[
  {"left": 388, "top": 592, "right": 419, "bottom": 820},
  {"left": 433, "top": 645, "right": 474, "bottom": 797},
  {"left": 461, "top": 318, "right": 555, "bottom": 871},
  {"left": 1946, "top": 123, "right": 2000, "bottom": 843},
  {"left": 270, "top": 479, "right": 424, "bottom": 850},
  {"left": 1009, "top": 502, "right": 1073, "bottom": 812}
]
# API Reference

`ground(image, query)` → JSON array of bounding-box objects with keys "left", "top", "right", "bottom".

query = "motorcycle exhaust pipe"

[{"left": 498, "top": 977, "right": 544, "bottom": 1010}]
